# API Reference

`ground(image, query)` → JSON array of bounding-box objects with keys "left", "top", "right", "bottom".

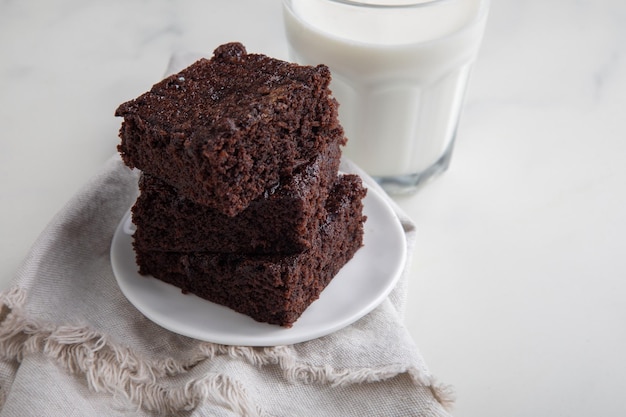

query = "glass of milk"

[{"left": 282, "top": 0, "right": 489, "bottom": 194}]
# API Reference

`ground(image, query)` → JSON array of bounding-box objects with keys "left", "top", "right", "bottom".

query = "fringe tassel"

[{"left": 0, "top": 286, "right": 454, "bottom": 414}]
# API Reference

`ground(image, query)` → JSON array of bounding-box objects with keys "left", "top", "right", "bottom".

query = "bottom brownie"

[{"left": 134, "top": 174, "right": 367, "bottom": 327}]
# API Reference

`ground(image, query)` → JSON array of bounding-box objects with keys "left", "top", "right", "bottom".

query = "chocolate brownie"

[
  {"left": 133, "top": 174, "right": 367, "bottom": 327},
  {"left": 116, "top": 42, "right": 344, "bottom": 216},
  {"left": 131, "top": 137, "right": 341, "bottom": 254}
]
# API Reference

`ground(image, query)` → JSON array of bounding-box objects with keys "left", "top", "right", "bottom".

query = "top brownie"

[{"left": 115, "top": 42, "right": 343, "bottom": 216}]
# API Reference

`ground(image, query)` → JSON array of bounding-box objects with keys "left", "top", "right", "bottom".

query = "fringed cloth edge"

[{"left": 0, "top": 286, "right": 455, "bottom": 416}]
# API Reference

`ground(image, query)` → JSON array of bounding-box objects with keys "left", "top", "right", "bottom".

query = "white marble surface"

[{"left": 1, "top": 0, "right": 625, "bottom": 416}]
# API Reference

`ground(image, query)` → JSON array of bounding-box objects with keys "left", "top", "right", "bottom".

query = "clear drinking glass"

[{"left": 282, "top": 0, "right": 489, "bottom": 194}]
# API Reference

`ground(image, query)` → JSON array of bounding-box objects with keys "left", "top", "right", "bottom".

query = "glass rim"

[{"left": 323, "top": 0, "right": 456, "bottom": 9}]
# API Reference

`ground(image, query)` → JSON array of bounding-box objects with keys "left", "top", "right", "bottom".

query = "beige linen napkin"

[{"left": 0, "top": 155, "right": 453, "bottom": 416}]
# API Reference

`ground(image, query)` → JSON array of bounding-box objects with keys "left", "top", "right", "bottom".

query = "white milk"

[{"left": 283, "top": 0, "right": 489, "bottom": 181}]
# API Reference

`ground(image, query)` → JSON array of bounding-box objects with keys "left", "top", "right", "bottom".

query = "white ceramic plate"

[{"left": 110, "top": 184, "right": 406, "bottom": 346}]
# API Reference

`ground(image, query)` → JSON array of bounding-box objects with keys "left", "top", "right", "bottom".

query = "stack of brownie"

[{"left": 114, "top": 43, "right": 366, "bottom": 328}]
